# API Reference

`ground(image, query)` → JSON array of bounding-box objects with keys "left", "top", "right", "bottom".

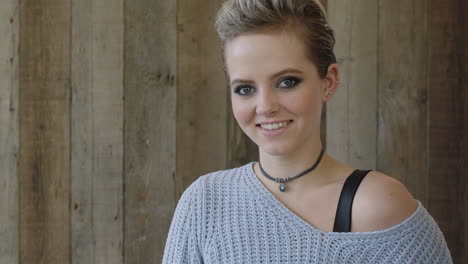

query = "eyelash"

[
  {"left": 233, "top": 76, "right": 303, "bottom": 96},
  {"left": 277, "top": 76, "right": 302, "bottom": 89},
  {"left": 234, "top": 85, "right": 255, "bottom": 96}
]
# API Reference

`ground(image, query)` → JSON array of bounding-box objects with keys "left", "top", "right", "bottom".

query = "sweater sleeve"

[
  {"left": 329, "top": 201, "right": 453, "bottom": 263},
  {"left": 403, "top": 208, "right": 453, "bottom": 263},
  {"left": 162, "top": 177, "right": 205, "bottom": 264}
]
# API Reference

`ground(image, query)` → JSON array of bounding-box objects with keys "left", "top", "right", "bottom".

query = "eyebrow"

[{"left": 230, "top": 68, "right": 304, "bottom": 86}]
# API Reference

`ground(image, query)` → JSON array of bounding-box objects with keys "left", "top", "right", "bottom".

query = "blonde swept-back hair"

[{"left": 215, "top": 0, "right": 336, "bottom": 78}]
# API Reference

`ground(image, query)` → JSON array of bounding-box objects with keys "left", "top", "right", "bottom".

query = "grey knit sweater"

[{"left": 163, "top": 163, "right": 452, "bottom": 263}]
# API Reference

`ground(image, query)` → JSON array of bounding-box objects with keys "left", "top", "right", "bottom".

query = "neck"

[{"left": 257, "top": 142, "right": 331, "bottom": 186}]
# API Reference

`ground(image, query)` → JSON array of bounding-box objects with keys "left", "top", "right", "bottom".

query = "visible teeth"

[{"left": 260, "top": 121, "right": 289, "bottom": 130}]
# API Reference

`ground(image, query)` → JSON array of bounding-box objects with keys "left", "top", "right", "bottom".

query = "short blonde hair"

[{"left": 215, "top": 0, "right": 336, "bottom": 78}]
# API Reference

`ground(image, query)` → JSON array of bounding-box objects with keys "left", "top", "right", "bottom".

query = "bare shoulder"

[{"left": 351, "top": 170, "right": 418, "bottom": 232}]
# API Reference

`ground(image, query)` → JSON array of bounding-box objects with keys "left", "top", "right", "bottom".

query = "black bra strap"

[{"left": 333, "top": 169, "right": 372, "bottom": 232}]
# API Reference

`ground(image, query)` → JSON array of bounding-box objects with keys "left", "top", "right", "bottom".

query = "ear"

[{"left": 321, "top": 63, "right": 339, "bottom": 102}]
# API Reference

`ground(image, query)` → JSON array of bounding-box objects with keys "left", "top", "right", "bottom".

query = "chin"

[{"left": 258, "top": 142, "right": 294, "bottom": 156}]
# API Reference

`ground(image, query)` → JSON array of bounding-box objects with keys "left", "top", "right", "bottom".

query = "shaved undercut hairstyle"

[{"left": 215, "top": 0, "right": 336, "bottom": 78}]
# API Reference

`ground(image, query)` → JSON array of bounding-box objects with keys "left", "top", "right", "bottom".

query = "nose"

[{"left": 256, "top": 88, "right": 279, "bottom": 116}]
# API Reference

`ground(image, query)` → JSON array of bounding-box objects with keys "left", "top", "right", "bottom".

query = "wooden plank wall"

[
  {"left": 124, "top": 0, "right": 177, "bottom": 262},
  {"left": 328, "top": 0, "right": 467, "bottom": 262},
  {"left": 71, "top": 0, "right": 124, "bottom": 263},
  {"left": 0, "top": 0, "right": 465, "bottom": 263},
  {"left": 177, "top": 0, "right": 228, "bottom": 196},
  {"left": 327, "top": 0, "right": 378, "bottom": 170},
  {"left": 463, "top": 1, "right": 468, "bottom": 260},
  {"left": 378, "top": 0, "right": 429, "bottom": 201},
  {"left": 0, "top": 0, "right": 18, "bottom": 263},
  {"left": 19, "top": 0, "right": 71, "bottom": 263},
  {"left": 427, "top": 0, "right": 465, "bottom": 262}
]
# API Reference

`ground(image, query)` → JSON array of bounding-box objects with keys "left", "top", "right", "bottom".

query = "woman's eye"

[
  {"left": 277, "top": 77, "right": 302, "bottom": 89},
  {"left": 234, "top": 86, "right": 255, "bottom": 96}
]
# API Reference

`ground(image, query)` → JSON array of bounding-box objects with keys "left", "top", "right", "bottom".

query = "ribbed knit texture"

[{"left": 163, "top": 163, "right": 453, "bottom": 263}]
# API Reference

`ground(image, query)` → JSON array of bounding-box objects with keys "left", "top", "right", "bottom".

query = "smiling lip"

[{"left": 256, "top": 120, "right": 292, "bottom": 136}]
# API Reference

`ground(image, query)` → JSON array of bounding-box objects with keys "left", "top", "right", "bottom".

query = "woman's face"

[{"left": 225, "top": 29, "right": 336, "bottom": 157}]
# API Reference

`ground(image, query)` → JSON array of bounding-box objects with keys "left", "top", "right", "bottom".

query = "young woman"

[{"left": 163, "top": 0, "right": 452, "bottom": 263}]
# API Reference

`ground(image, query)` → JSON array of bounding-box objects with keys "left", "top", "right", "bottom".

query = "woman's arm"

[
  {"left": 351, "top": 171, "right": 418, "bottom": 232},
  {"left": 162, "top": 178, "right": 205, "bottom": 264}
]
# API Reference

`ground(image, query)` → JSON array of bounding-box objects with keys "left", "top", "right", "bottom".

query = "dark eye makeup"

[
  {"left": 234, "top": 85, "right": 256, "bottom": 96},
  {"left": 276, "top": 76, "right": 303, "bottom": 89},
  {"left": 232, "top": 76, "right": 303, "bottom": 96}
]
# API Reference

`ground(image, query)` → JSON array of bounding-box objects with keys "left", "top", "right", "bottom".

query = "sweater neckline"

[{"left": 243, "top": 162, "right": 424, "bottom": 239}]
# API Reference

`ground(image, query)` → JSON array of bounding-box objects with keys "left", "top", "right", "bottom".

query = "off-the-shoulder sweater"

[{"left": 163, "top": 163, "right": 452, "bottom": 263}]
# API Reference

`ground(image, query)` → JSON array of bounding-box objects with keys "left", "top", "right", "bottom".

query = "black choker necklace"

[{"left": 258, "top": 147, "right": 325, "bottom": 192}]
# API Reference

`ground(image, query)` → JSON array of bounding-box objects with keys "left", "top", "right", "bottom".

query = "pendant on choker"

[
  {"left": 258, "top": 147, "right": 326, "bottom": 193},
  {"left": 279, "top": 183, "right": 286, "bottom": 192}
]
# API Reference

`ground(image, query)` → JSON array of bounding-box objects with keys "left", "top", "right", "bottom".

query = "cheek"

[
  {"left": 284, "top": 90, "right": 322, "bottom": 116},
  {"left": 231, "top": 98, "right": 253, "bottom": 125}
]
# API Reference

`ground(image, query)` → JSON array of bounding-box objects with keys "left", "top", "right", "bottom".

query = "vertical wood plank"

[
  {"left": 71, "top": 0, "right": 124, "bottom": 263},
  {"left": 427, "top": 0, "right": 465, "bottom": 261},
  {"left": 462, "top": 0, "right": 468, "bottom": 261},
  {"left": 377, "top": 0, "right": 428, "bottom": 202},
  {"left": 19, "top": 0, "right": 71, "bottom": 263},
  {"left": 124, "top": 0, "right": 177, "bottom": 262},
  {"left": 327, "top": 0, "right": 378, "bottom": 169},
  {"left": 0, "top": 0, "right": 19, "bottom": 263},
  {"left": 177, "top": 0, "right": 227, "bottom": 196}
]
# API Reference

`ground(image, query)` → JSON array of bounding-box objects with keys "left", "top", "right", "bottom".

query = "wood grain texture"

[
  {"left": 19, "top": 0, "right": 71, "bottom": 263},
  {"left": 462, "top": 0, "right": 468, "bottom": 261},
  {"left": 176, "top": 0, "right": 227, "bottom": 197},
  {"left": 124, "top": 0, "right": 177, "bottom": 262},
  {"left": 71, "top": 0, "right": 124, "bottom": 263},
  {"left": 327, "top": 0, "right": 378, "bottom": 169},
  {"left": 0, "top": 0, "right": 19, "bottom": 263},
  {"left": 427, "top": 0, "right": 465, "bottom": 261},
  {"left": 377, "top": 0, "right": 428, "bottom": 202}
]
